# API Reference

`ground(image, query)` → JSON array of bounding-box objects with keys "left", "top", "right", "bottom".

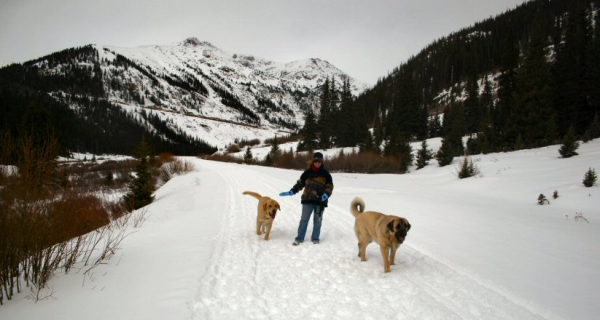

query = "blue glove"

[
  {"left": 321, "top": 193, "right": 329, "bottom": 201},
  {"left": 279, "top": 191, "right": 294, "bottom": 197}
]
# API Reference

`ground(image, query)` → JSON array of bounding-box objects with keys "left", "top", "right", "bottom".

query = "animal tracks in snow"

[{"left": 189, "top": 160, "right": 549, "bottom": 319}]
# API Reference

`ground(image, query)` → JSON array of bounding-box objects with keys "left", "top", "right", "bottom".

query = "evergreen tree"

[
  {"left": 457, "top": 157, "right": 479, "bottom": 179},
  {"left": 359, "top": 131, "right": 378, "bottom": 154},
  {"left": 388, "top": 64, "right": 427, "bottom": 140},
  {"left": 384, "top": 131, "right": 412, "bottom": 173},
  {"left": 478, "top": 108, "right": 497, "bottom": 154},
  {"left": 335, "top": 78, "right": 356, "bottom": 146},
  {"left": 428, "top": 113, "right": 443, "bottom": 138},
  {"left": 479, "top": 75, "right": 494, "bottom": 123},
  {"left": 318, "top": 78, "right": 334, "bottom": 149},
  {"left": 582, "top": 167, "right": 597, "bottom": 187},
  {"left": 558, "top": 125, "right": 580, "bottom": 158},
  {"left": 297, "top": 110, "right": 319, "bottom": 151},
  {"left": 495, "top": 32, "right": 520, "bottom": 149},
  {"left": 441, "top": 105, "right": 453, "bottom": 137},
  {"left": 415, "top": 140, "right": 433, "bottom": 169},
  {"left": 583, "top": 113, "right": 600, "bottom": 142},
  {"left": 586, "top": 8, "right": 600, "bottom": 132},
  {"left": 466, "top": 135, "right": 481, "bottom": 156},
  {"left": 435, "top": 137, "right": 455, "bottom": 167},
  {"left": 448, "top": 103, "right": 466, "bottom": 156},
  {"left": 123, "top": 138, "right": 156, "bottom": 211},
  {"left": 464, "top": 74, "right": 481, "bottom": 134},
  {"left": 267, "top": 135, "right": 281, "bottom": 166},
  {"left": 513, "top": 16, "right": 556, "bottom": 148},
  {"left": 243, "top": 146, "right": 253, "bottom": 164},
  {"left": 553, "top": 2, "right": 593, "bottom": 137}
]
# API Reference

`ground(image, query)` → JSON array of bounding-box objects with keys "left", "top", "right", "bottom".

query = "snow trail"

[{"left": 189, "top": 159, "right": 550, "bottom": 319}]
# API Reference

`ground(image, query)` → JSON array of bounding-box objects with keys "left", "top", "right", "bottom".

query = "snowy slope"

[
  {"left": 1, "top": 139, "right": 599, "bottom": 319},
  {"left": 28, "top": 37, "right": 369, "bottom": 150}
]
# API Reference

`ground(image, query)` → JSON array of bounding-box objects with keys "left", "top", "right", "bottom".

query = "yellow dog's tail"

[
  {"left": 350, "top": 197, "right": 365, "bottom": 218},
  {"left": 242, "top": 191, "right": 262, "bottom": 201}
]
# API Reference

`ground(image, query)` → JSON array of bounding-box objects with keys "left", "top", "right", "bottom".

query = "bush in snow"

[
  {"left": 558, "top": 126, "right": 580, "bottom": 158},
  {"left": 457, "top": 157, "right": 480, "bottom": 179},
  {"left": 583, "top": 167, "right": 597, "bottom": 187},
  {"left": 537, "top": 194, "right": 550, "bottom": 205}
]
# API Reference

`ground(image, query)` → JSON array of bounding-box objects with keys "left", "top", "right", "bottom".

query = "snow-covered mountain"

[{"left": 31, "top": 37, "right": 369, "bottom": 150}]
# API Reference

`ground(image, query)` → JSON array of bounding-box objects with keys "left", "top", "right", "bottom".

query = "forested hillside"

[
  {"left": 0, "top": 48, "right": 218, "bottom": 159},
  {"left": 2, "top": 0, "right": 599, "bottom": 161},
  {"left": 347, "top": 0, "right": 600, "bottom": 157}
]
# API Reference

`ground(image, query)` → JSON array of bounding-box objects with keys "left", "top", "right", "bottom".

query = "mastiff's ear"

[
  {"left": 387, "top": 221, "right": 395, "bottom": 232},
  {"left": 406, "top": 221, "right": 411, "bottom": 231},
  {"left": 262, "top": 202, "right": 269, "bottom": 212}
]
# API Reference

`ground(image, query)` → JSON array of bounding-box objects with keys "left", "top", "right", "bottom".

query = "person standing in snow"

[{"left": 279, "top": 152, "right": 334, "bottom": 245}]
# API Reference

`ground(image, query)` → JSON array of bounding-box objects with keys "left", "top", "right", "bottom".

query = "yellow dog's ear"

[{"left": 262, "top": 202, "right": 269, "bottom": 212}]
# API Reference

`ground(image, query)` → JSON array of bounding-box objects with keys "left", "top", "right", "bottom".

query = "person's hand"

[
  {"left": 321, "top": 193, "right": 329, "bottom": 201},
  {"left": 279, "top": 191, "right": 294, "bottom": 197}
]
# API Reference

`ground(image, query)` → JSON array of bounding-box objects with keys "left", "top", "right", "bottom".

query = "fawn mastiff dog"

[
  {"left": 350, "top": 197, "right": 411, "bottom": 273},
  {"left": 243, "top": 191, "right": 281, "bottom": 241}
]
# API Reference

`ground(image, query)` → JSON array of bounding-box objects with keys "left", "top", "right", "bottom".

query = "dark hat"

[{"left": 313, "top": 152, "right": 324, "bottom": 162}]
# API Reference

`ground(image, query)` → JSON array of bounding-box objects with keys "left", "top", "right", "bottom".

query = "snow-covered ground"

[{"left": 1, "top": 139, "right": 599, "bottom": 320}]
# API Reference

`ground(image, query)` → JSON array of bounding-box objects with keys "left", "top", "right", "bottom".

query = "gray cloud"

[{"left": 0, "top": 0, "right": 527, "bottom": 85}]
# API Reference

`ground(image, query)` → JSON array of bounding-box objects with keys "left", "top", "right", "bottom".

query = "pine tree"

[
  {"left": 513, "top": 16, "right": 556, "bottom": 148},
  {"left": 464, "top": 74, "right": 481, "bottom": 134},
  {"left": 123, "top": 138, "right": 155, "bottom": 211},
  {"left": 583, "top": 167, "right": 597, "bottom": 187},
  {"left": 496, "top": 32, "right": 520, "bottom": 149},
  {"left": 457, "top": 157, "right": 479, "bottom": 179},
  {"left": 243, "top": 146, "right": 253, "bottom": 164},
  {"left": 436, "top": 137, "right": 455, "bottom": 167},
  {"left": 558, "top": 125, "right": 580, "bottom": 158},
  {"left": 297, "top": 110, "right": 319, "bottom": 151},
  {"left": 428, "top": 113, "right": 443, "bottom": 138},
  {"left": 586, "top": 8, "right": 600, "bottom": 133},
  {"left": 583, "top": 113, "right": 600, "bottom": 141},
  {"left": 448, "top": 103, "right": 466, "bottom": 156},
  {"left": 360, "top": 132, "right": 378, "bottom": 154},
  {"left": 335, "top": 78, "right": 354, "bottom": 146},
  {"left": 415, "top": 140, "right": 433, "bottom": 169},
  {"left": 553, "top": 3, "right": 593, "bottom": 137},
  {"left": 267, "top": 135, "right": 281, "bottom": 166},
  {"left": 388, "top": 64, "right": 427, "bottom": 140},
  {"left": 318, "top": 78, "right": 333, "bottom": 149},
  {"left": 384, "top": 131, "right": 413, "bottom": 173}
]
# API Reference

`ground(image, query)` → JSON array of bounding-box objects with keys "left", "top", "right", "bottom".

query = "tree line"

[{"left": 298, "top": 0, "right": 600, "bottom": 167}]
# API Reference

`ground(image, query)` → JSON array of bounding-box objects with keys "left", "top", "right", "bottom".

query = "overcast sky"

[{"left": 0, "top": 0, "right": 527, "bottom": 85}]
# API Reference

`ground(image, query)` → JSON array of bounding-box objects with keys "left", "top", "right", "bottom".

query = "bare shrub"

[
  {"left": 236, "top": 138, "right": 261, "bottom": 149},
  {"left": 574, "top": 212, "right": 589, "bottom": 223},
  {"left": 157, "top": 159, "right": 196, "bottom": 187},
  {"left": 131, "top": 208, "right": 150, "bottom": 228},
  {"left": 156, "top": 152, "right": 176, "bottom": 165},
  {"left": 0, "top": 132, "right": 133, "bottom": 305},
  {"left": 48, "top": 193, "right": 111, "bottom": 241},
  {"left": 207, "top": 153, "right": 243, "bottom": 164},
  {"left": 226, "top": 144, "right": 241, "bottom": 153},
  {"left": 327, "top": 150, "right": 403, "bottom": 173}
]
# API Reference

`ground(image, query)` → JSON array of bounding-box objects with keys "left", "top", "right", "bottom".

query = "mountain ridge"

[{"left": 1, "top": 37, "right": 369, "bottom": 153}]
